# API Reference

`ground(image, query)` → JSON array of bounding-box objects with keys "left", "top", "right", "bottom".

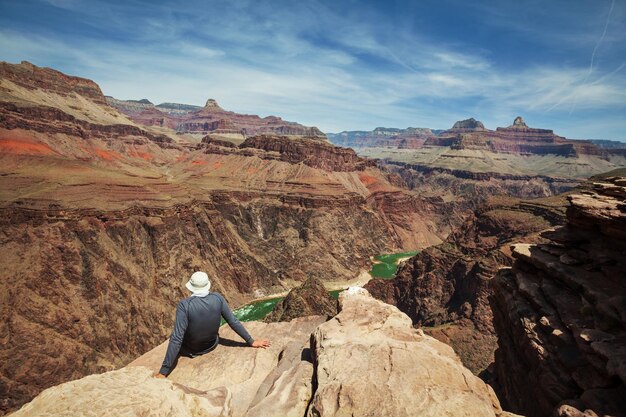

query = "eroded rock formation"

[
  {"left": 107, "top": 95, "right": 326, "bottom": 139},
  {"left": 10, "top": 290, "right": 517, "bottom": 417},
  {"left": 239, "top": 134, "right": 374, "bottom": 171},
  {"left": 422, "top": 117, "right": 605, "bottom": 157},
  {"left": 264, "top": 277, "right": 337, "bottom": 322},
  {"left": 491, "top": 177, "right": 626, "bottom": 417},
  {"left": 449, "top": 117, "right": 487, "bottom": 132}
]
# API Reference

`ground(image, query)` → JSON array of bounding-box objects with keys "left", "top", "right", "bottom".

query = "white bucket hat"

[{"left": 186, "top": 271, "right": 211, "bottom": 293}]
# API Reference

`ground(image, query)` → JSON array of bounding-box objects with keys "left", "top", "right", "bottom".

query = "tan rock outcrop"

[
  {"left": 11, "top": 316, "right": 325, "bottom": 417},
  {"left": 307, "top": 288, "right": 514, "bottom": 417},
  {"left": 10, "top": 290, "right": 517, "bottom": 417},
  {"left": 11, "top": 367, "right": 233, "bottom": 417}
]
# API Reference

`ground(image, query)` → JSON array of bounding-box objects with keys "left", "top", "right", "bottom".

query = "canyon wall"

[
  {"left": 490, "top": 177, "right": 626, "bottom": 417},
  {"left": 366, "top": 193, "right": 568, "bottom": 374},
  {"left": 342, "top": 117, "right": 626, "bottom": 180},
  {"left": 327, "top": 127, "right": 435, "bottom": 149}
]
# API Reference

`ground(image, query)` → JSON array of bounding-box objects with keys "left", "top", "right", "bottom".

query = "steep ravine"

[{"left": 365, "top": 193, "right": 569, "bottom": 375}]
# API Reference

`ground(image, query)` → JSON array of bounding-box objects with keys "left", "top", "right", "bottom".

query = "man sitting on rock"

[{"left": 155, "top": 271, "right": 271, "bottom": 378}]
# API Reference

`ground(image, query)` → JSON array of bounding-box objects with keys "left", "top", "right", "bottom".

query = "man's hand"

[
  {"left": 154, "top": 372, "right": 167, "bottom": 379},
  {"left": 251, "top": 339, "right": 271, "bottom": 349}
]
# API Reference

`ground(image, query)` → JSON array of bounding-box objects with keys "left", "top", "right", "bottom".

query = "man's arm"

[
  {"left": 220, "top": 295, "right": 255, "bottom": 345},
  {"left": 219, "top": 295, "right": 271, "bottom": 348},
  {"left": 157, "top": 301, "right": 188, "bottom": 377}
]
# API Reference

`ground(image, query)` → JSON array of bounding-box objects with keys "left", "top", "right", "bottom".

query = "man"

[{"left": 155, "top": 271, "right": 271, "bottom": 378}]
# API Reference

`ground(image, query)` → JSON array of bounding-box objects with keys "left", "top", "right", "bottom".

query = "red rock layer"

[
  {"left": 491, "top": 177, "right": 626, "bottom": 417},
  {"left": 0, "top": 102, "right": 174, "bottom": 146},
  {"left": 239, "top": 134, "right": 375, "bottom": 172},
  {"left": 422, "top": 117, "right": 606, "bottom": 157}
]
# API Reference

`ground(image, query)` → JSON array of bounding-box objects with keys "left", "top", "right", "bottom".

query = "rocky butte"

[
  {"left": 264, "top": 277, "right": 338, "bottom": 322},
  {"left": 107, "top": 95, "right": 326, "bottom": 143},
  {"left": 10, "top": 289, "right": 519, "bottom": 417},
  {"left": 0, "top": 61, "right": 447, "bottom": 413},
  {"left": 337, "top": 117, "right": 626, "bottom": 194}
]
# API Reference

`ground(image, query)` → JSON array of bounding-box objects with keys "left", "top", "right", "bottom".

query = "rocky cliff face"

[
  {"left": 491, "top": 177, "right": 626, "bottom": 417},
  {"left": 264, "top": 277, "right": 337, "bottom": 322},
  {"left": 10, "top": 290, "right": 517, "bottom": 417},
  {"left": 239, "top": 134, "right": 374, "bottom": 171},
  {"left": 0, "top": 61, "right": 448, "bottom": 413},
  {"left": 365, "top": 193, "right": 568, "bottom": 374},
  {"left": 1, "top": 61, "right": 107, "bottom": 106}
]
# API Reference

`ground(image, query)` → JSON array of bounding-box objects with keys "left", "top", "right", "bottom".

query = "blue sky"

[{"left": 1, "top": 0, "right": 625, "bottom": 140}]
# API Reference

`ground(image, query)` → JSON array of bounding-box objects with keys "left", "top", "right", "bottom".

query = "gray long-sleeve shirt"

[{"left": 159, "top": 292, "right": 254, "bottom": 375}]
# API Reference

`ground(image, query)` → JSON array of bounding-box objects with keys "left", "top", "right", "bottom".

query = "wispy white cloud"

[{"left": 0, "top": 0, "right": 625, "bottom": 139}]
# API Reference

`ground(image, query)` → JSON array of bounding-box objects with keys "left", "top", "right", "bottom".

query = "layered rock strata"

[
  {"left": 264, "top": 277, "right": 337, "bottom": 322},
  {"left": 239, "top": 134, "right": 374, "bottom": 171},
  {"left": 108, "top": 95, "right": 325, "bottom": 138},
  {"left": 10, "top": 290, "right": 517, "bottom": 417},
  {"left": 491, "top": 177, "right": 626, "bottom": 417},
  {"left": 1, "top": 61, "right": 107, "bottom": 106},
  {"left": 423, "top": 117, "right": 605, "bottom": 157}
]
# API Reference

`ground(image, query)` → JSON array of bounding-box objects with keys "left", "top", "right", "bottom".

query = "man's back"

[
  {"left": 181, "top": 293, "right": 224, "bottom": 352},
  {"left": 159, "top": 292, "right": 254, "bottom": 376}
]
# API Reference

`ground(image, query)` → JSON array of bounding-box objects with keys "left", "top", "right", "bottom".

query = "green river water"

[{"left": 228, "top": 251, "right": 418, "bottom": 323}]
